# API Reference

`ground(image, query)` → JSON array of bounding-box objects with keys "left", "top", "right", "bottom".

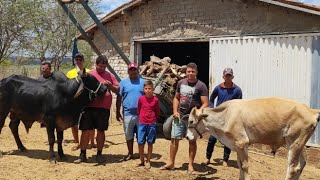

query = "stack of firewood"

[{"left": 139, "top": 55, "right": 187, "bottom": 87}]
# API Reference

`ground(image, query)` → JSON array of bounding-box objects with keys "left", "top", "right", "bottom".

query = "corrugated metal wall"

[
  {"left": 209, "top": 34, "right": 320, "bottom": 145},
  {"left": 309, "top": 36, "right": 320, "bottom": 145}
]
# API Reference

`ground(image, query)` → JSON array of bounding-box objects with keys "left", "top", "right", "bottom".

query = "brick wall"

[{"left": 92, "top": 0, "right": 320, "bottom": 79}]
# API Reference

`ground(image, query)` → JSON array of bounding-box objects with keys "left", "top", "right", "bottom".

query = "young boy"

[{"left": 137, "top": 80, "right": 160, "bottom": 169}]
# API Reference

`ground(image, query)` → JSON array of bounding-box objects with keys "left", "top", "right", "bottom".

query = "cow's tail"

[
  {"left": 0, "top": 96, "right": 11, "bottom": 134},
  {"left": 0, "top": 110, "right": 10, "bottom": 134}
]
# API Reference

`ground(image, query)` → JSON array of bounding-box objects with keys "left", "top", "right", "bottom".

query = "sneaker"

[
  {"left": 121, "top": 154, "right": 133, "bottom": 161},
  {"left": 222, "top": 160, "right": 228, "bottom": 167},
  {"left": 96, "top": 154, "right": 106, "bottom": 163},
  {"left": 74, "top": 153, "right": 87, "bottom": 164}
]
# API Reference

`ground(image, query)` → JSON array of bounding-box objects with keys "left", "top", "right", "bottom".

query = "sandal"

[
  {"left": 160, "top": 165, "right": 174, "bottom": 170},
  {"left": 136, "top": 162, "right": 145, "bottom": 167},
  {"left": 187, "top": 169, "right": 196, "bottom": 175},
  {"left": 202, "top": 159, "right": 210, "bottom": 165},
  {"left": 144, "top": 162, "right": 151, "bottom": 169}
]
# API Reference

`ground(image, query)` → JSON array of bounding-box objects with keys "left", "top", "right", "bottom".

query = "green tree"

[
  {"left": 0, "top": 0, "right": 102, "bottom": 68},
  {"left": 24, "top": 0, "right": 102, "bottom": 70},
  {"left": 0, "top": 0, "right": 33, "bottom": 63},
  {"left": 78, "top": 40, "right": 94, "bottom": 67}
]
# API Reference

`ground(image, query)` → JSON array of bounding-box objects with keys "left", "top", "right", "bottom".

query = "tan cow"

[{"left": 186, "top": 97, "right": 320, "bottom": 180}]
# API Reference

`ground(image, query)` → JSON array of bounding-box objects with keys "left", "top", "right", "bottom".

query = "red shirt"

[
  {"left": 88, "top": 69, "right": 118, "bottom": 109},
  {"left": 137, "top": 95, "right": 160, "bottom": 124}
]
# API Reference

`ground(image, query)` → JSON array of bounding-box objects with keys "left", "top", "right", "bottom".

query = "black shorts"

[{"left": 79, "top": 107, "right": 110, "bottom": 131}]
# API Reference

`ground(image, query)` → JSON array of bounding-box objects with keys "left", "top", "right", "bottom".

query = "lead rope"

[
  {"left": 75, "top": 76, "right": 103, "bottom": 100},
  {"left": 172, "top": 114, "right": 181, "bottom": 148},
  {"left": 88, "top": 82, "right": 102, "bottom": 101},
  {"left": 172, "top": 116, "right": 177, "bottom": 148}
]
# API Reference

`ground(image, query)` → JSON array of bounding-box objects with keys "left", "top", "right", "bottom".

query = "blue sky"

[
  {"left": 99, "top": 0, "right": 130, "bottom": 13},
  {"left": 297, "top": 0, "right": 320, "bottom": 5},
  {"left": 98, "top": 0, "right": 320, "bottom": 15}
]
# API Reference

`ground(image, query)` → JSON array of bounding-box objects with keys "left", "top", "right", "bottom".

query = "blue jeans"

[{"left": 206, "top": 135, "right": 231, "bottom": 161}]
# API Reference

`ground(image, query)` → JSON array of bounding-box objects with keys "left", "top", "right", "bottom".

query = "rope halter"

[
  {"left": 186, "top": 114, "right": 203, "bottom": 139},
  {"left": 73, "top": 76, "right": 103, "bottom": 101}
]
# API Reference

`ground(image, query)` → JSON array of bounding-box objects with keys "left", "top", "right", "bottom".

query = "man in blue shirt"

[
  {"left": 116, "top": 63, "right": 144, "bottom": 161},
  {"left": 205, "top": 67, "right": 242, "bottom": 166}
]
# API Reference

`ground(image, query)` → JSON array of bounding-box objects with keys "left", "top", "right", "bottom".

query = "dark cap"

[
  {"left": 75, "top": 53, "right": 84, "bottom": 59},
  {"left": 41, "top": 61, "right": 51, "bottom": 68},
  {"left": 128, "top": 62, "right": 138, "bottom": 70},
  {"left": 223, "top": 68, "right": 233, "bottom": 76}
]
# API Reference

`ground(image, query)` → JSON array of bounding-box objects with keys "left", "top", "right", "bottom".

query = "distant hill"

[{"left": 8, "top": 56, "right": 72, "bottom": 65}]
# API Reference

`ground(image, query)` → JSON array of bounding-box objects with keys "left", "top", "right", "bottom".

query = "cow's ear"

[
  {"left": 192, "top": 107, "right": 197, "bottom": 116},
  {"left": 76, "top": 66, "right": 82, "bottom": 77},
  {"left": 76, "top": 66, "right": 87, "bottom": 78},
  {"left": 81, "top": 68, "right": 87, "bottom": 77},
  {"left": 199, "top": 113, "right": 208, "bottom": 120}
]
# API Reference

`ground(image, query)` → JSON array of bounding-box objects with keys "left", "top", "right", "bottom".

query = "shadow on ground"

[{"left": 3, "top": 149, "right": 163, "bottom": 165}]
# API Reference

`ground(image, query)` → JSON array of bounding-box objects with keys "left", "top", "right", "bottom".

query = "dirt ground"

[{"left": 0, "top": 119, "right": 320, "bottom": 180}]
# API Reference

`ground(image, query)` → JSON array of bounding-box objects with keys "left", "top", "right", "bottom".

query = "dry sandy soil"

[{"left": 0, "top": 119, "right": 319, "bottom": 180}]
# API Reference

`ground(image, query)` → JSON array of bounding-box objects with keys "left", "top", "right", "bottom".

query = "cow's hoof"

[
  {"left": 59, "top": 155, "right": 68, "bottom": 161},
  {"left": 19, "top": 146, "right": 27, "bottom": 152},
  {"left": 49, "top": 157, "right": 57, "bottom": 164}
]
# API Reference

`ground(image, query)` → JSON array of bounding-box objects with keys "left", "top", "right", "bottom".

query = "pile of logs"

[{"left": 139, "top": 55, "right": 187, "bottom": 87}]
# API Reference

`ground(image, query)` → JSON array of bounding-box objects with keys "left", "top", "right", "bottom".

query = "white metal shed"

[{"left": 209, "top": 33, "right": 320, "bottom": 145}]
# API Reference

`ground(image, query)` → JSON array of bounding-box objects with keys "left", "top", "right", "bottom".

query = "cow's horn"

[
  {"left": 82, "top": 68, "right": 87, "bottom": 77},
  {"left": 75, "top": 65, "right": 81, "bottom": 75}
]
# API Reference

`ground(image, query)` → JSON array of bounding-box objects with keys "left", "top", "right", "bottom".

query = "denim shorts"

[
  {"left": 171, "top": 118, "right": 188, "bottom": 139},
  {"left": 123, "top": 115, "right": 139, "bottom": 141},
  {"left": 137, "top": 123, "right": 157, "bottom": 145}
]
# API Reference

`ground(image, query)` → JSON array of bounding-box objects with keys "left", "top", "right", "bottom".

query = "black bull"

[{"left": 0, "top": 70, "right": 108, "bottom": 162}]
